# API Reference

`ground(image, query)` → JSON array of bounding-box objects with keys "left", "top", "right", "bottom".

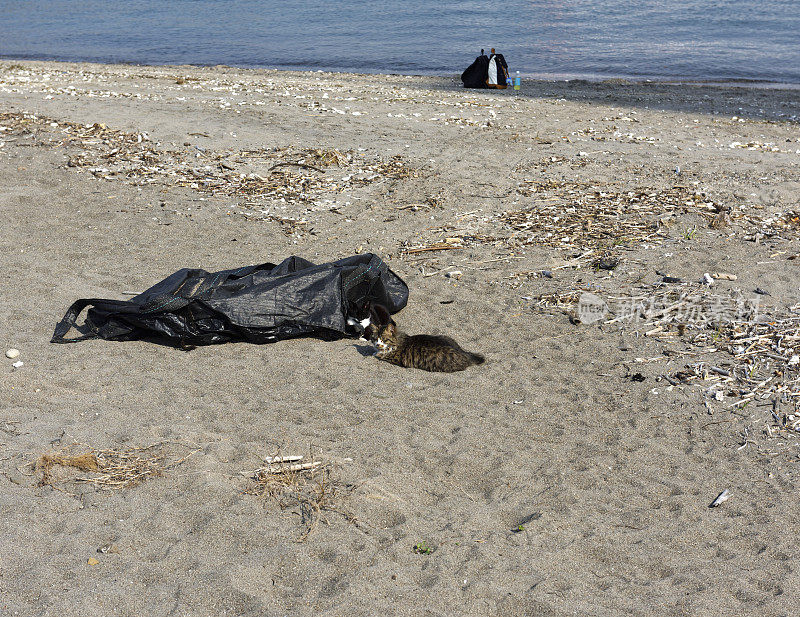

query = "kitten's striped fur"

[{"left": 365, "top": 304, "right": 484, "bottom": 372}]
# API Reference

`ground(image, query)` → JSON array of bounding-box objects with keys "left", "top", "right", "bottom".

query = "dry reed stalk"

[{"left": 403, "top": 243, "right": 464, "bottom": 255}]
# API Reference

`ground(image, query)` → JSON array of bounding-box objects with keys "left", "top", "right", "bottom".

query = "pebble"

[
  {"left": 5, "top": 348, "right": 19, "bottom": 359},
  {"left": 12, "top": 360, "right": 23, "bottom": 369}
]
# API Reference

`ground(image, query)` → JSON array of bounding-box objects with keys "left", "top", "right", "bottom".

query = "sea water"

[{"left": 1, "top": 0, "right": 798, "bottom": 85}]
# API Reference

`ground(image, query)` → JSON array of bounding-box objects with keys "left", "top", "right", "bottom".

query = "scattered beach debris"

[
  {"left": 595, "top": 255, "right": 620, "bottom": 270},
  {"left": 709, "top": 210, "right": 731, "bottom": 229},
  {"left": 0, "top": 111, "right": 418, "bottom": 238},
  {"left": 402, "top": 175, "right": 800, "bottom": 265},
  {"left": 402, "top": 242, "right": 465, "bottom": 255},
  {"left": 245, "top": 453, "right": 352, "bottom": 541},
  {"left": 535, "top": 281, "right": 800, "bottom": 453},
  {"left": 11, "top": 360, "right": 23, "bottom": 369},
  {"left": 400, "top": 178, "right": 794, "bottom": 265},
  {"left": 500, "top": 181, "right": 718, "bottom": 250},
  {"left": 534, "top": 290, "right": 585, "bottom": 310},
  {"left": 709, "top": 489, "right": 731, "bottom": 508},
  {"left": 33, "top": 443, "right": 196, "bottom": 491}
]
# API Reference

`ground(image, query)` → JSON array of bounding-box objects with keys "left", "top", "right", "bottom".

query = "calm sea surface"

[{"left": 2, "top": 1, "right": 799, "bottom": 84}]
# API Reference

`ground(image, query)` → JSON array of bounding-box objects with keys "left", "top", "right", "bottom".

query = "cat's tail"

[{"left": 469, "top": 352, "right": 485, "bottom": 365}]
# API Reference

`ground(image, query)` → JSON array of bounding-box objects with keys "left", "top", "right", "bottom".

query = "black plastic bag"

[
  {"left": 461, "top": 52, "right": 489, "bottom": 88},
  {"left": 51, "top": 253, "right": 408, "bottom": 346}
]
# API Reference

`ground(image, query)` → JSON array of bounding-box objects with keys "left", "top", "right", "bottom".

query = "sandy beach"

[{"left": 2, "top": 60, "right": 800, "bottom": 616}]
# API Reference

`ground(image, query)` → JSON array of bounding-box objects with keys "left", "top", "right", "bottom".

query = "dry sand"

[{"left": 2, "top": 60, "right": 800, "bottom": 616}]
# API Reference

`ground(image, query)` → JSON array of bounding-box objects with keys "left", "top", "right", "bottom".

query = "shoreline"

[
  {"left": 3, "top": 55, "right": 800, "bottom": 92},
  {"left": 3, "top": 59, "right": 799, "bottom": 125}
]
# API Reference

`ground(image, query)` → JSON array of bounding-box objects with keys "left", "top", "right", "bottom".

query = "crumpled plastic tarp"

[{"left": 52, "top": 253, "right": 408, "bottom": 346}]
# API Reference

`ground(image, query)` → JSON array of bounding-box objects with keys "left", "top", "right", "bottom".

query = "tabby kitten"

[{"left": 365, "top": 304, "right": 484, "bottom": 372}]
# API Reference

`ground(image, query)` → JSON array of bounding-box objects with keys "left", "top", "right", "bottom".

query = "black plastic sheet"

[{"left": 52, "top": 253, "right": 408, "bottom": 346}]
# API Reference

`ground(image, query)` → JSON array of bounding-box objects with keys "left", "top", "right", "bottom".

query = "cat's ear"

[
  {"left": 372, "top": 304, "right": 392, "bottom": 326},
  {"left": 384, "top": 321, "right": 397, "bottom": 336}
]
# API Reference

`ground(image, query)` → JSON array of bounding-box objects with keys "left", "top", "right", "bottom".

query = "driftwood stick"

[
  {"left": 422, "top": 266, "right": 455, "bottom": 278},
  {"left": 264, "top": 461, "right": 321, "bottom": 474},
  {"left": 264, "top": 455, "right": 303, "bottom": 463},
  {"left": 268, "top": 161, "right": 325, "bottom": 173},
  {"left": 648, "top": 300, "right": 687, "bottom": 320},
  {"left": 248, "top": 461, "right": 322, "bottom": 476},
  {"left": 395, "top": 203, "right": 430, "bottom": 211},
  {"left": 405, "top": 245, "right": 463, "bottom": 254},
  {"left": 726, "top": 393, "right": 755, "bottom": 409},
  {"left": 468, "top": 256, "right": 525, "bottom": 265}
]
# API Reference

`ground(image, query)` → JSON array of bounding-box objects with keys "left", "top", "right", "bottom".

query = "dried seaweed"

[
  {"left": 536, "top": 284, "right": 800, "bottom": 452},
  {"left": 34, "top": 443, "right": 196, "bottom": 491},
  {"left": 500, "top": 181, "right": 718, "bottom": 251},
  {"left": 0, "top": 112, "right": 417, "bottom": 220},
  {"left": 244, "top": 454, "right": 353, "bottom": 541}
]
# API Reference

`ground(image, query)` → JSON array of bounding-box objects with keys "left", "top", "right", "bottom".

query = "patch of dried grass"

[
  {"left": 244, "top": 454, "right": 352, "bottom": 541},
  {"left": 34, "top": 443, "right": 194, "bottom": 490}
]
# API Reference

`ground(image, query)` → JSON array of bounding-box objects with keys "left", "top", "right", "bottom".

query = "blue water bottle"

[
  {"left": 514, "top": 71, "right": 520, "bottom": 90},
  {"left": 506, "top": 71, "right": 512, "bottom": 87}
]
